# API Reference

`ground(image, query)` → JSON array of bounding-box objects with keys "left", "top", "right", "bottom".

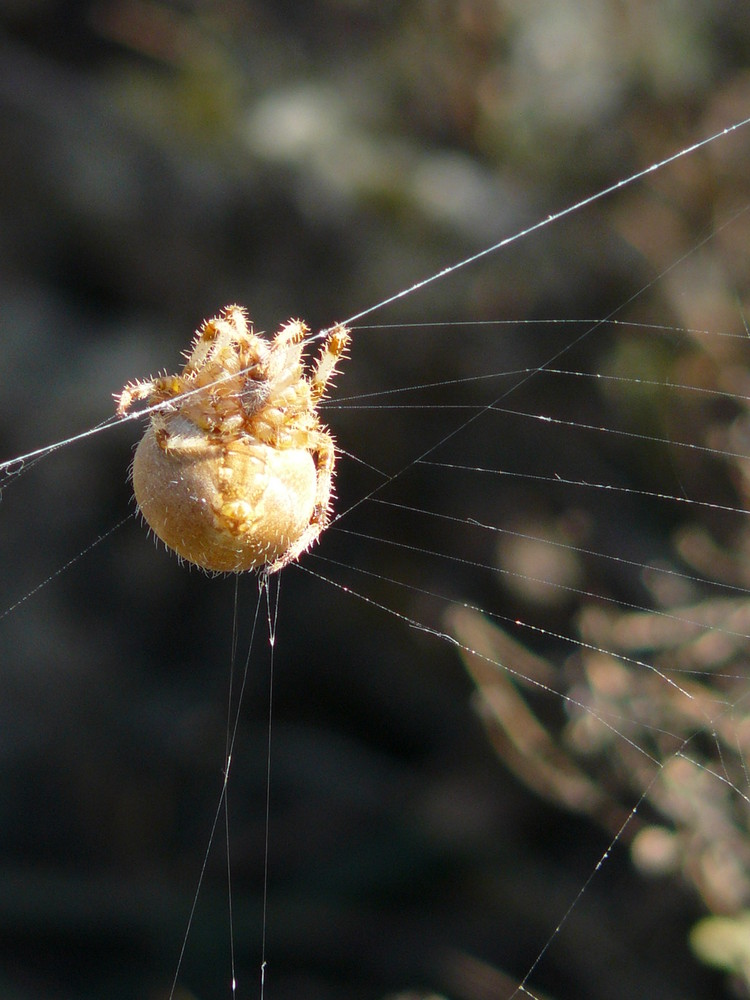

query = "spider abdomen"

[{"left": 133, "top": 424, "right": 318, "bottom": 573}]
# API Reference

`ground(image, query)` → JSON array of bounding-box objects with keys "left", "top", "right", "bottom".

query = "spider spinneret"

[{"left": 115, "top": 305, "right": 350, "bottom": 573}]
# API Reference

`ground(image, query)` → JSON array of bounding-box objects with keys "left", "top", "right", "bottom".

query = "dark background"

[{"left": 1, "top": 2, "right": 750, "bottom": 998}]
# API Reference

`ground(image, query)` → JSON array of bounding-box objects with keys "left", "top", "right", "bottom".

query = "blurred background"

[{"left": 2, "top": 2, "right": 750, "bottom": 998}]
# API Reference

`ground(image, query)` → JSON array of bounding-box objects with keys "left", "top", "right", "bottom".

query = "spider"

[{"left": 115, "top": 305, "right": 350, "bottom": 573}]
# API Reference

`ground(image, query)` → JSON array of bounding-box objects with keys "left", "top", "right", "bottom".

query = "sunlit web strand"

[
  {"left": 313, "top": 115, "right": 750, "bottom": 334},
  {"left": 675, "top": 746, "right": 750, "bottom": 810},
  {"left": 0, "top": 516, "right": 132, "bottom": 621},
  {"left": 336, "top": 546, "right": 722, "bottom": 1000},
  {"left": 329, "top": 201, "right": 750, "bottom": 544},
  {"left": 540, "top": 368, "right": 750, "bottom": 404},
  {"left": 329, "top": 402, "right": 750, "bottom": 466},
  {"left": 0, "top": 415, "right": 121, "bottom": 479},
  {"left": 328, "top": 365, "right": 750, "bottom": 408},
  {"left": 420, "top": 461, "right": 750, "bottom": 518},
  {"left": 368, "top": 497, "right": 750, "bottom": 600},
  {"left": 301, "top": 555, "right": 687, "bottom": 752},
  {"left": 168, "top": 581, "right": 265, "bottom": 1000},
  {"left": 333, "top": 525, "right": 750, "bottom": 645},
  {"left": 4, "top": 307, "right": 743, "bottom": 478},
  {"left": 6, "top": 121, "right": 750, "bottom": 479},
  {"left": 329, "top": 197, "right": 750, "bottom": 573},
  {"left": 487, "top": 404, "right": 750, "bottom": 464},
  {"left": 311, "top": 551, "right": 750, "bottom": 780},
  {"left": 0, "top": 361, "right": 251, "bottom": 477},
  {"left": 356, "top": 317, "right": 750, "bottom": 341}
]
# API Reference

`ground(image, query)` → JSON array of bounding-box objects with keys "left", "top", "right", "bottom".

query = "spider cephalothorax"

[{"left": 116, "top": 305, "right": 350, "bottom": 573}]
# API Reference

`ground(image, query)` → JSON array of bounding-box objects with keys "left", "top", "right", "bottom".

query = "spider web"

[{"left": 2, "top": 15, "right": 750, "bottom": 1000}]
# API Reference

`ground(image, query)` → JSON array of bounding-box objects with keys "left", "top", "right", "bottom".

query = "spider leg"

[
  {"left": 119, "top": 372, "right": 196, "bottom": 416},
  {"left": 310, "top": 325, "right": 350, "bottom": 401},
  {"left": 115, "top": 379, "right": 158, "bottom": 417},
  {"left": 183, "top": 305, "right": 254, "bottom": 377},
  {"left": 272, "top": 318, "right": 309, "bottom": 348}
]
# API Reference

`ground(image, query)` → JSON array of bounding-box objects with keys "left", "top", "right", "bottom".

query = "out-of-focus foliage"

[{"left": 450, "top": 183, "right": 750, "bottom": 995}]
